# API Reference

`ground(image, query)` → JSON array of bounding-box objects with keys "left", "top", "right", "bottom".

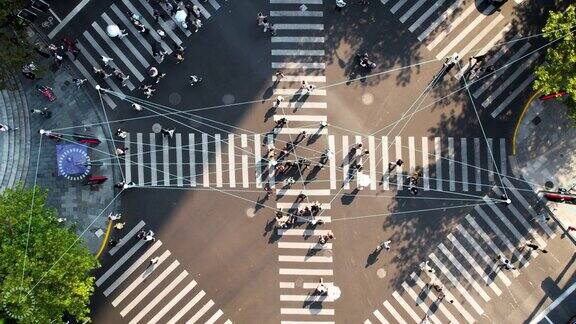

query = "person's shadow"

[{"left": 365, "top": 248, "right": 382, "bottom": 268}]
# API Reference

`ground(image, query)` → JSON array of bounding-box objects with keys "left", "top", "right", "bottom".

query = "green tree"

[
  {"left": 0, "top": 0, "right": 38, "bottom": 90},
  {"left": 0, "top": 186, "right": 99, "bottom": 323},
  {"left": 533, "top": 5, "right": 576, "bottom": 120}
]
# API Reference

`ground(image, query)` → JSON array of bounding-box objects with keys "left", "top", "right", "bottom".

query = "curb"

[
  {"left": 95, "top": 219, "right": 113, "bottom": 259},
  {"left": 512, "top": 90, "right": 540, "bottom": 155}
]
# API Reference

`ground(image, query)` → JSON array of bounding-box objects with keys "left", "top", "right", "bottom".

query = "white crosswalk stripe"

[
  {"left": 380, "top": 0, "right": 540, "bottom": 116},
  {"left": 122, "top": 134, "right": 510, "bottom": 193},
  {"left": 367, "top": 179, "right": 550, "bottom": 323},
  {"left": 96, "top": 223, "right": 231, "bottom": 323},
  {"left": 61, "top": 0, "right": 226, "bottom": 108}
]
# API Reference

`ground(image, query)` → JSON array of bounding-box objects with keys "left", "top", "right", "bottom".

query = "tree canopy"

[
  {"left": 533, "top": 4, "right": 576, "bottom": 120},
  {"left": 0, "top": 186, "right": 99, "bottom": 323},
  {"left": 0, "top": 0, "right": 37, "bottom": 90}
]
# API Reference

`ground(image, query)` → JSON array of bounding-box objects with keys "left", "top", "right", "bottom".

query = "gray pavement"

[
  {"left": 22, "top": 58, "right": 120, "bottom": 253},
  {"left": 512, "top": 98, "right": 576, "bottom": 241}
]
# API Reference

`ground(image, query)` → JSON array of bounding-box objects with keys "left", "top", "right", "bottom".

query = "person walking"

[
  {"left": 161, "top": 128, "right": 175, "bottom": 138},
  {"left": 101, "top": 56, "right": 114, "bottom": 66},
  {"left": 72, "top": 78, "right": 87, "bottom": 88},
  {"left": 376, "top": 240, "right": 391, "bottom": 252},
  {"left": 93, "top": 67, "right": 111, "bottom": 79},
  {"left": 148, "top": 256, "right": 160, "bottom": 267},
  {"left": 114, "top": 222, "right": 125, "bottom": 230},
  {"left": 284, "top": 177, "right": 295, "bottom": 187},
  {"left": 144, "top": 230, "right": 156, "bottom": 242},
  {"left": 131, "top": 103, "right": 143, "bottom": 111},
  {"left": 108, "top": 212, "right": 122, "bottom": 221},
  {"left": 319, "top": 231, "right": 335, "bottom": 244},
  {"left": 115, "top": 128, "right": 128, "bottom": 139},
  {"left": 274, "top": 95, "right": 284, "bottom": 107},
  {"left": 496, "top": 254, "right": 516, "bottom": 270},
  {"left": 115, "top": 147, "right": 128, "bottom": 156},
  {"left": 420, "top": 260, "right": 435, "bottom": 274}
]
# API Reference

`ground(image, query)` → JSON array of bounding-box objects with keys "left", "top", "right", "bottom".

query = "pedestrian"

[
  {"left": 530, "top": 213, "right": 551, "bottom": 223},
  {"left": 116, "top": 147, "right": 128, "bottom": 156},
  {"left": 161, "top": 128, "right": 175, "bottom": 138},
  {"left": 275, "top": 117, "right": 287, "bottom": 129},
  {"left": 108, "top": 212, "right": 122, "bottom": 221},
  {"left": 191, "top": 5, "right": 202, "bottom": 19},
  {"left": 115, "top": 128, "right": 128, "bottom": 139},
  {"left": 113, "top": 69, "right": 130, "bottom": 87},
  {"left": 275, "top": 70, "right": 284, "bottom": 81},
  {"left": 30, "top": 107, "right": 51, "bottom": 118},
  {"left": 191, "top": 18, "right": 202, "bottom": 32},
  {"left": 38, "top": 129, "right": 62, "bottom": 141},
  {"left": 274, "top": 95, "right": 284, "bottom": 107},
  {"left": 268, "top": 23, "right": 276, "bottom": 36},
  {"left": 0, "top": 123, "right": 13, "bottom": 132},
  {"left": 144, "top": 230, "right": 155, "bottom": 242},
  {"left": 420, "top": 260, "right": 435, "bottom": 274},
  {"left": 409, "top": 186, "right": 419, "bottom": 195},
  {"left": 93, "top": 67, "right": 111, "bottom": 79},
  {"left": 139, "top": 85, "right": 156, "bottom": 98},
  {"left": 132, "top": 103, "right": 143, "bottom": 111},
  {"left": 264, "top": 184, "right": 273, "bottom": 198},
  {"left": 320, "top": 121, "right": 328, "bottom": 128},
  {"left": 297, "top": 192, "right": 307, "bottom": 202},
  {"left": 568, "top": 226, "right": 576, "bottom": 232},
  {"left": 138, "top": 25, "right": 149, "bottom": 35},
  {"left": 109, "top": 239, "right": 119, "bottom": 247},
  {"left": 114, "top": 222, "right": 125, "bottom": 230},
  {"left": 295, "top": 131, "right": 307, "bottom": 143},
  {"left": 174, "top": 44, "right": 185, "bottom": 63},
  {"left": 375, "top": 240, "right": 391, "bottom": 252},
  {"left": 101, "top": 56, "right": 114, "bottom": 66},
  {"left": 284, "top": 177, "right": 295, "bottom": 187},
  {"left": 306, "top": 83, "right": 316, "bottom": 93},
  {"left": 315, "top": 277, "right": 328, "bottom": 295},
  {"left": 319, "top": 231, "right": 334, "bottom": 244},
  {"left": 335, "top": 0, "right": 346, "bottom": 11},
  {"left": 148, "top": 256, "right": 160, "bottom": 267},
  {"left": 262, "top": 21, "right": 270, "bottom": 33},
  {"left": 72, "top": 78, "right": 87, "bottom": 88},
  {"left": 396, "top": 159, "right": 404, "bottom": 167},
  {"left": 154, "top": 72, "right": 167, "bottom": 83},
  {"left": 153, "top": 9, "right": 160, "bottom": 22},
  {"left": 444, "top": 52, "right": 460, "bottom": 68},
  {"left": 257, "top": 12, "right": 267, "bottom": 26},
  {"left": 496, "top": 254, "right": 516, "bottom": 270}
]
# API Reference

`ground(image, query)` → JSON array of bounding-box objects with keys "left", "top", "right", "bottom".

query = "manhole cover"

[
  {"left": 152, "top": 123, "right": 162, "bottom": 133},
  {"left": 531, "top": 115, "right": 542, "bottom": 125},
  {"left": 545, "top": 181, "right": 554, "bottom": 189},
  {"left": 169, "top": 92, "right": 181, "bottom": 105},
  {"left": 222, "top": 93, "right": 235, "bottom": 105},
  {"left": 377, "top": 268, "right": 387, "bottom": 278},
  {"left": 246, "top": 207, "right": 256, "bottom": 218}
]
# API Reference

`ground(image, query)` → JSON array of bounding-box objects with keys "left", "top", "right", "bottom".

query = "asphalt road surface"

[{"left": 41, "top": 0, "right": 576, "bottom": 322}]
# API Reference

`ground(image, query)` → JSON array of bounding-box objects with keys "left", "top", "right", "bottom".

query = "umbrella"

[
  {"left": 174, "top": 10, "right": 187, "bottom": 23},
  {"left": 106, "top": 24, "right": 121, "bottom": 37},
  {"left": 327, "top": 285, "right": 341, "bottom": 301},
  {"left": 358, "top": 173, "right": 371, "bottom": 189}
]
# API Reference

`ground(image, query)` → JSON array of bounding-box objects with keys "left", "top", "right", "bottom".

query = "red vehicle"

[{"left": 544, "top": 192, "right": 576, "bottom": 203}]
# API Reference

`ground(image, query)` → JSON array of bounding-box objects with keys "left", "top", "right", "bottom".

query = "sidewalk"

[
  {"left": 22, "top": 58, "right": 120, "bottom": 254},
  {"left": 511, "top": 95, "right": 576, "bottom": 241}
]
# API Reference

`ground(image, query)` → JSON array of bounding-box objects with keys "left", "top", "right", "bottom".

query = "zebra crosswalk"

[
  {"left": 380, "top": 0, "right": 540, "bottom": 118},
  {"left": 365, "top": 178, "right": 558, "bottom": 324},
  {"left": 96, "top": 220, "right": 231, "bottom": 324},
  {"left": 267, "top": 0, "right": 337, "bottom": 322},
  {"left": 120, "top": 133, "right": 509, "bottom": 193},
  {"left": 62, "top": 0, "right": 227, "bottom": 109}
]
